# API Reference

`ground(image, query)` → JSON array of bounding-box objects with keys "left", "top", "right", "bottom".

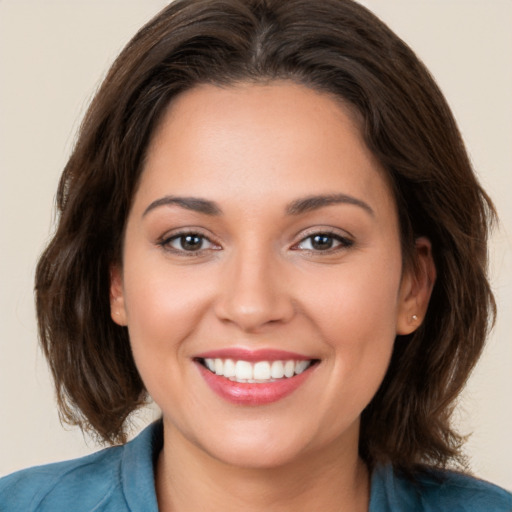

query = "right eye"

[{"left": 160, "top": 232, "right": 219, "bottom": 254}]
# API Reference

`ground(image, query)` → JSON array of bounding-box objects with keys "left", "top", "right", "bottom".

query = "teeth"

[
  {"left": 223, "top": 359, "right": 236, "bottom": 378},
  {"left": 202, "top": 358, "right": 313, "bottom": 382},
  {"left": 235, "top": 360, "right": 253, "bottom": 380},
  {"left": 295, "top": 360, "right": 309, "bottom": 374},
  {"left": 271, "top": 361, "right": 285, "bottom": 379},
  {"left": 205, "top": 358, "right": 215, "bottom": 372},
  {"left": 284, "top": 360, "right": 295, "bottom": 378},
  {"left": 253, "top": 361, "right": 271, "bottom": 380}
]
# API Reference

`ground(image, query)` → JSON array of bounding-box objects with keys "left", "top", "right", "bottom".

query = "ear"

[
  {"left": 110, "top": 265, "right": 128, "bottom": 326},
  {"left": 396, "top": 237, "right": 436, "bottom": 335}
]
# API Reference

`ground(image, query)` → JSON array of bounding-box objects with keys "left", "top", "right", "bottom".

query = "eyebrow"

[
  {"left": 143, "top": 196, "right": 222, "bottom": 217},
  {"left": 142, "top": 193, "right": 374, "bottom": 218},
  {"left": 286, "top": 194, "right": 374, "bottom": 216}
]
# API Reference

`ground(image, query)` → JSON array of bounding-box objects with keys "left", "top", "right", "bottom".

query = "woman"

[{"left": 1, "top": 0, "right": 510, "bottom": 510}]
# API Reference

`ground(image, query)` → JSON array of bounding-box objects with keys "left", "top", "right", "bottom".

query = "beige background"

[{"left": 1, "top": 0, "right": 510, "bottom": 489}]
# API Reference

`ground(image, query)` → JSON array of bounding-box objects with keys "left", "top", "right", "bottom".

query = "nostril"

[{"left": 212, "top": 260, "right": 296, "bottom": 331}]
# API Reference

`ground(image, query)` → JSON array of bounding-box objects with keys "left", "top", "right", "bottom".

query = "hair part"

[{"left": 36, "top": 0, "right": 496, "bottom": 472}]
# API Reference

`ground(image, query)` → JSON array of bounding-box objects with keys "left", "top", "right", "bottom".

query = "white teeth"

[
  {"left": 205, "top": 358, "right": 215, "bottom": 372},
  {"left": 284, "top": 360, "right": 295, "bottom": 378},
  {"left": 235, "top": 360, "right": 253, "bottom": 380},
  {"left": 202, "top": 358, "right": 313, "bottom": 382},
  {"left": 271, "top": 361, "right": 285, "bottom": 379},
  {"left": 295, "top": 360, "right": 309, "bottom": 374},
  {"left": 253, "top": 361, "right": 271, "bottom": 380},
  {"left": 223, "top": 358, "right": 236, "bottom": 378}
]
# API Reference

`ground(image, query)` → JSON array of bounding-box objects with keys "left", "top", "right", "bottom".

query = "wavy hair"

[{"left": 35, "top": 0, "right": 496, "bottom": 474}]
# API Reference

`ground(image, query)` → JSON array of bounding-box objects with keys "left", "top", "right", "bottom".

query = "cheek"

[
  {"left": 302, "top": 254, "right": 401, "bottom": 404},
  {"left": 121, "top": 264, "right": 216, "bottom": 409},
  {"left": 125, "top": 257, "right": 207, "bottom": 324},
  {"left": 307, "top": 255, "right": 402, "bottom": 341},
  {"left": 121, "top": 259, "right": 216, "bottom": 369}
]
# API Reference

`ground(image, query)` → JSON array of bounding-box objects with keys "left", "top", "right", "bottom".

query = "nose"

[{"left": 214, "top": 248, "right": 295, "bottom": 333}]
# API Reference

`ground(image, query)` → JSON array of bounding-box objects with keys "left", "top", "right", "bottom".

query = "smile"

[
  {"left": 200, "top": 358, "right": 314, "bottom": 383},
  {"left": 194, "top": 349, "right": 319, "bottom": 405}
]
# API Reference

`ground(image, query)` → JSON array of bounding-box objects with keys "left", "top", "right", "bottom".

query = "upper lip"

[{"left": 194, "top": 347, "right": 315, "bottom": 362}]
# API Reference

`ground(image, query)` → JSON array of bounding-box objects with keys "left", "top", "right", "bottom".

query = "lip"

[
  {"left": 194, "top": 348, "right": 318, "bottom": 406},
  {"left": 195, "top": 347, "right": 312, "bottom": 362}
]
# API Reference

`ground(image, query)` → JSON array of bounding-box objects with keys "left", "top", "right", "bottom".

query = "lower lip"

[{"left": 196, "top": 363, "right": 315, "bottom": 405}]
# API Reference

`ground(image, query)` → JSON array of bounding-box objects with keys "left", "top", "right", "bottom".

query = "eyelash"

[
  {"left": 158, "top": 230, "right": 354, "bottom": 256},
  {"left": 158, "top": 231, "right": 220, "bottom": 256},
  {"left": 291, "top": 230, "right": 354, "bottom": 253}
]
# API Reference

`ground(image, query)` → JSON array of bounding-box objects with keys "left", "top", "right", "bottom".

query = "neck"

[{"left": 155, "top": 421, "right": 370, "bottom": 512}]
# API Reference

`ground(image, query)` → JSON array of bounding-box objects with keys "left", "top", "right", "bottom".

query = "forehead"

[{"left": 137, "top": 81, "right": 396, "bottom": 220}]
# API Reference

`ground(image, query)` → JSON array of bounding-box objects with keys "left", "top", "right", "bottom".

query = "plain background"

[{"left": 0, "top": 0, "right": 511, "bottom": 490}]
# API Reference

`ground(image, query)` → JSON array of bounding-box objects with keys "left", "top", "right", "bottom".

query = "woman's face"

[{"left": 111, "top": 82, "right": 427, "bottom": 469}]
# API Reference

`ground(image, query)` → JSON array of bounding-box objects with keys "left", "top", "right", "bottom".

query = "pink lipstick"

[{"left": 194, "top": 348, "right": 318, "bottom": 405}]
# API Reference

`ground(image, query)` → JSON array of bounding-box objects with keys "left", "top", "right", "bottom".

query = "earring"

[{"left": 412, "top": 314, "right": 418, "bottom": 322}]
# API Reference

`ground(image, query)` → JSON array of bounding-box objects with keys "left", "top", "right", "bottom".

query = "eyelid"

[
  {"left": 157, "top": 228, "right": 222, "bottom": 254},
  {"left": 291, "top": 227, "right": 354, "bottom": 252}
]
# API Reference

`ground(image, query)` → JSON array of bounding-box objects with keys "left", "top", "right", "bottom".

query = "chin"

[
  {"left": 206, "top": 438, "right": 309, "bottom": 470},
  {"left": 174, "top": 415, "right": 312, "bottom": 470}
]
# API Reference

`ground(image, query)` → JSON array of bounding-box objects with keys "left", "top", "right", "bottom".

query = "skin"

[{"left": 110, "top": 82, "right": 435, "bottom": 512}]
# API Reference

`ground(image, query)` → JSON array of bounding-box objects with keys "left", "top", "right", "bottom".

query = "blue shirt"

[{"left": 1, "top": 421, "right": 510, "bottom": 511}]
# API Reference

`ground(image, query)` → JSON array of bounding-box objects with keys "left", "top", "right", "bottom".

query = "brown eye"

[
  {"left": 162, "top": 232, "right": 217, "bottom": 253},
  {"left": 178, "top": 234, "right": 204, "bottom": 251},
  {"left": 311, "top": 234, "right": 335, "bottom": 250},
  {"left": 295, "top": 232, "right": 353, "bottom": 252}
]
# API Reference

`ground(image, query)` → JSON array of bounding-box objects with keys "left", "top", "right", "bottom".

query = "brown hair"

[{"left": 36, "top": 0, "right": 496, "bottom": 474}]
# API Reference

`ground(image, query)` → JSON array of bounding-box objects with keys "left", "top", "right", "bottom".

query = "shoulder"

[
  {"left": 0, "top": 420, "right": 162, "bottom": 512},
  {"left": 417, "top": 469, "right": 512, "bottom": 511},
  {"left": 0, "top": 444, "right": 126, "bottom": 512},
  {"left": 371, "top": 464, "right": 512, "bottom": 512}
]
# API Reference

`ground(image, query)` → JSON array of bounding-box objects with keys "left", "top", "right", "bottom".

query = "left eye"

[
  {"left": 296, "top": 233, "right": 351, "bottom": 251},
  {"left": 164, "top": 233, "right": 216, "bottom": 252}
]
